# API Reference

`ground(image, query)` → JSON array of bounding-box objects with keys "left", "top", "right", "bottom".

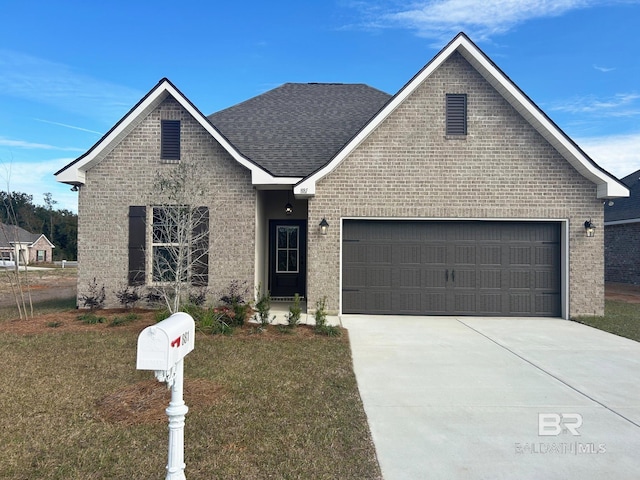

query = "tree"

[
  {"left": 147, "top": 162, "right": 214, "bottom": 313},
  {"left": 43, "top": 192, "right": 58, "bottom": 240}
]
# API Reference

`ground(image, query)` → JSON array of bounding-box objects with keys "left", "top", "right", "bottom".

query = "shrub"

[
  {"left": 314, "top": 297, "right": 341, "bottom": 337},
  {"left": 78, "top": 312, "right": 106, "bottom": 324},
  {"left": 114, "top": 285, "right": 141, "bottom": 309},
  {"left": 79, "top": 278, "right": 106, "bottom": 310},
  {"left": 286, "top": 293, "right": 302, "bottom": 327},
  {"left": 188, "top": 288, "right": 208, "bottom": 307},
  {"left": 109, "top": 313, "right": 139, "bottom": 327},
  {"left": 254, "top": 287, "right": 275, "bottom": 327},
  {"left": 218, "top": 280, "right": 253, "bottom": 327}
]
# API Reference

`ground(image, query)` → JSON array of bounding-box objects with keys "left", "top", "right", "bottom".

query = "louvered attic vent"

[
  {"left": 161, "top": 120, "right": 181, "bottom": 160},
  {"left": 446, "top": 94, "right": 467, "bottom": 136}
]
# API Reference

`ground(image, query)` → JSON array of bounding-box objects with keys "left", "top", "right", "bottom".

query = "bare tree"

[
  {"left": 0, "top": 159, "right": 33, "bottom": 318},
  {"left": 147, "top": 162, "right": 214, "bottom": 313},
  {"left": 43, "top": 192, "right": 58, "bottom": 240}
]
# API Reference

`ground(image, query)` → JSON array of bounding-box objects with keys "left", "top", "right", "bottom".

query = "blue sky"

[{"left": 1, "top": 0, "right": 639, "bottom": 212}]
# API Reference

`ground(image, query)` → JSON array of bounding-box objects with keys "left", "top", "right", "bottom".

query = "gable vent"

[
  {"left": 446, "top": 94, "right": 467, "bottom": 136},
  {"left": 161, "top": 120, "right": 181, "bottom": 160}
]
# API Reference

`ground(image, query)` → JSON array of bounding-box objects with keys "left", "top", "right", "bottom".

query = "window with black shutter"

[
  {"left": 446, "top": 94, "right": 467, "bottom": 136},
  {"left": 128, "top": 206, "right": 146, "bottom": 286},
  {"left": 161, "top": 120, "right": 180, "bottom": 160}
]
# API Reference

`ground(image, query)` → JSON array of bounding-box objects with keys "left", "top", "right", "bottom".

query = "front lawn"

[
  {"left": 1, "top": 314, "right": 381, "bottom": 479},
  {"left": 573, "top": 300, "right": 640, "bottom": 342}
]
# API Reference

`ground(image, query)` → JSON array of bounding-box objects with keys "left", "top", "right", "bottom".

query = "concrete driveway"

[{"left": 342, "top": 316, "right": 640, "bottom": 480}]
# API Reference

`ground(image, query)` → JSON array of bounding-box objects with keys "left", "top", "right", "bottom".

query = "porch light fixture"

[
  {"left": 319, "top": 218, "right": 329, "bottom": 235},
  {"left": 285, "top": 191, "right": 293, "bottom": 215},
  {"left": 70, "top": 185, "right": 79, "bottom": 192},
  {"left": 584, "top": 220, "right": 595, "bottom": 237}
]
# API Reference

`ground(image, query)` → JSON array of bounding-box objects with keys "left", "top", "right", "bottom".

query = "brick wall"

[
  {"left": 307, "top": 52, "right": 604, "bottom": 317},
  {"left": 605, "top": 222, "right": 640, "bottom": 285},
  {"left": 77, "top": 97, "right": 255, "bottom": 308}
]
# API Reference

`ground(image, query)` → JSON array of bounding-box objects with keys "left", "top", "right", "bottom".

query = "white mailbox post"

[{"left": 137, "top": 312, "right": 195, "bottom": 480}]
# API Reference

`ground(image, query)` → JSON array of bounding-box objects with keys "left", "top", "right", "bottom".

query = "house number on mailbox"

[{"left": 171, "top": 331, "right": 190, "bottom": 348}]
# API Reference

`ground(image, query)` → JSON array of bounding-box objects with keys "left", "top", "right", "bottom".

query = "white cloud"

[
  {"left": 347, "top": 0, "right": 598, "bottom": 42},
  {"left": 0, "top": 136, "right": 83, "bottom": 152},
  {"left": 593, "top": 64, "right": 616, "bottom": 73},
  {"left": 0, "top": 49, "right": 143, "bottom": 125},
  {"left": 550, "top": 93, "right": 640, "bottom": 117},
  {"left": 576, "top": 132, "right": 640, "bottom": 178},
  {"left": 0, "top": 157, "right": 78, "bottom": 212}
]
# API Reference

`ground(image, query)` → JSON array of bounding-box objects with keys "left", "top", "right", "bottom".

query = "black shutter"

[
  {"left": 191, "top": 207, "right": 209, "bottom": 286},
  {"left": 446, "top": 94, "right": 467, "bottom": 136},
  {"left": 161, "top": 120, "right": 181, "bottom": 160},
  {"left": 128, "top": 206, "right": 146, "bottom": 286}
]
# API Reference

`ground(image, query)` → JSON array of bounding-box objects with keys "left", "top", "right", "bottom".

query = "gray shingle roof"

[
  {"left": 0, "top": 223, "right": 39, "bottom": 248},
  {"left": 207, "top": 83, "right": 391, "bottom": 177},
  {"left": 605, "top": 169, "right": 640, "bottom": 222}
]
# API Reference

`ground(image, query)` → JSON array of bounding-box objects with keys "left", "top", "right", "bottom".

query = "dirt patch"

[
  {"left": 605, "top": 283, "right": 640, "bottom": 304},
  {"left": 0, "top": 267, "right": 77, "bottom": 308},
  {"left": 95, "top": 379, "right": 224, "bottom": 425},
  {"left": 0, "top": 308, "right": 158, "bottom": 335}
]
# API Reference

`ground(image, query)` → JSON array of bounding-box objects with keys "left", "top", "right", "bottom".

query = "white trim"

[
  {"left": 55, "top": 79, "right": 279, "bottom": 187},
  {"left": 295, "top": 34, "right": 628, "bottom": 200},
  {"left": 339, "top": 217, "right": 569, "bottom": 319},
  {"left": 604, "top": 218, "right": 640, "bottom": 226}
]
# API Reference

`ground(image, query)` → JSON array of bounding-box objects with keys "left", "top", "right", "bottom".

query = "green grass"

[
  {"left": 0, "top": 328, "right": 381, "bottom": 479},
  {"left": 573, "top": 300, "right": 640, "bottom": 342},
  {"left": 0, "top": 297, "right": 77, "bottom": 322}
]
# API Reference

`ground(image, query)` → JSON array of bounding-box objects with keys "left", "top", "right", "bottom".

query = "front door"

[{"left": 269, "top": 220, "right": 307, "bottom": 298}]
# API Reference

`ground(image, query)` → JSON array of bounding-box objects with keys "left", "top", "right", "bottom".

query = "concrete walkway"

[{"left": 342, "top": 316, "right": 640, "bottom": 480}]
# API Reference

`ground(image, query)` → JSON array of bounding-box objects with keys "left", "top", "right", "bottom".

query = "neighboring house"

[
  {"left": 0, "top": 223, "right": 55, "bottom": 265},
  {"left": 605, "top": 169, "right": 640, "bottom": 285},
  {"left": 55, "top": 33, "right": 628, "bottom": 318}
]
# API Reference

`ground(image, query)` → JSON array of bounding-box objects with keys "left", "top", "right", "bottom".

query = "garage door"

[{"left": 342, "top": 220, "right": 561, "bottom": 316}]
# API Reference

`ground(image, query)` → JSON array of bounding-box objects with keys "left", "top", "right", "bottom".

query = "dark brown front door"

[{"left": 269, "top": 220, "right": 307, "bottom": 298}]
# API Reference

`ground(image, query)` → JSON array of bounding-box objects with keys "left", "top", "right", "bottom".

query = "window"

[
  {"left": 446, "top": 94, "right": 467, "bottom": 136},
  {"left": 37, "top": 250, "right": 46, "bottom": 262},
  {"left": 152, "top": 206, "right": 189, "bottom": 282},
  {"left": 276, "top": 225, "right": 299, "bottom": 273},
  {"left": 161, "top": 120, "right": 180, "bottom": 160},
  {"left": 128, "top": 205, "right": 209, "bottom": 286}
]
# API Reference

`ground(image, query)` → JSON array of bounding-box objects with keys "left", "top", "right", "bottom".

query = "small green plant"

[
  {"left": 114, "top": 285, "right": 141, "bottom": 309},
  {"left": 314, "top": 297, "right": 341, "bottom": 336},
  {"left": 154, "top": 308, "right": 172, "bottom": 323},
  {"left": 78, "top": 312, "right": 106, "bottom": 324},
  {"left": 195, "top": 307, "right": 233, "bottom": 335},
  {"left": 188, "top": 288, "right": 208, "bottom": 306},
  {"left": 46, "top": 321, "right": 62, "bottom": 328},
  {"left": 286, "top": 293, "right": 302, "bottom": 327},
  {"left": 254, "top": 286, "right": 275, "bottom": 328},
  {"left": 218, "top": 280, "right": 252, "bottom": 327},
  {"left": 79, "top": 278, "right": 106, "bottom": 310},
  {"left": 109, "top": 312, "right": 139, "bottom": 327}
]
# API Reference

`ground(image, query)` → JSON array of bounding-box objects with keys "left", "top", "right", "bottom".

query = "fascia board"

[
  {"left": 55, "top": 79, "right": 277, "bottom": 187},
  {"left": 295, "top": 38, "right": 462, "bottom": 197},
  {"left": 456, "top": 40, "right": 629, "bottom": 199},
  {"left": 296, "top": 33, "right": 629, "bottom": 200}
]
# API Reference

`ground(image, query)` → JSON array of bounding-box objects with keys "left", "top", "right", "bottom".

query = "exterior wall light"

[
  {"left": 319, "top": 218, "right": 329, "bottom": 235},
  {"left": 285, "top": 202, "right": 293, "bottom": 215},
  {"left": 584, "top": 220, "right": 595, "bottom": 237}
]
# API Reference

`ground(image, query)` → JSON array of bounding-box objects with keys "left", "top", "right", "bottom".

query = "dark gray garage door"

[{"left": 342, "top": 220, "right": 561, "bottom": 316}]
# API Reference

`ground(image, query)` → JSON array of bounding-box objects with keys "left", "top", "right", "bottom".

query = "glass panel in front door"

[{"left": 276, "top": 225, "right": 299, "bottom": 273}]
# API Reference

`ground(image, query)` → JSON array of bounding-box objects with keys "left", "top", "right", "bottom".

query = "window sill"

[{"left": 444, "top": 135, "right": 467, "bottom": 140}]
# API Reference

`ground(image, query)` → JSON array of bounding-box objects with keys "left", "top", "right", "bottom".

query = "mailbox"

[{"left": 137, "top": 312, "right": 195, "bottom": 372}]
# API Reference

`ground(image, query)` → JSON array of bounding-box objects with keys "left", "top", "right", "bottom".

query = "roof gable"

[
  {"left": 294, "top": 33, "right": 629, "bottom": 200},
  {"left": 54, "top": 79, "right": 278, "bottom": 187},
  {"left": 605, "top": 169, "right": 640, "bottom": 223},
  {"left": 208, "top": 83, "right": 391, "bottom": 177}
]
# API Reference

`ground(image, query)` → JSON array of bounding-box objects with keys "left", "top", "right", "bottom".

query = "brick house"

[
  {"left": 0, "top": 223, "right": 54, "bottom": 265},
  {"left": 605, "top": 169, "right": 640, "bottom": 285},
  {"left": 55, "top": 33, "right": 628, "bottom": 317}
]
